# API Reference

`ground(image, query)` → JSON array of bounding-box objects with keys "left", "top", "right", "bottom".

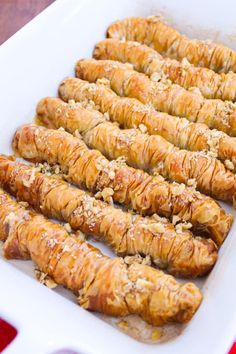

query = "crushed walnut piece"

[
  {"left": 151, "top": 213, "right": 168, "bottom": 223},
  {"left": 34, "top": 268, "right": 57, "bottom": 289},
  {"left": 81, "top": 99, "right": 100, "bottom": 111},
  {"left": 147, "top": 222, "right": 165, "bottom": 234},
  {"left": 75, "top": 230, "right": 86, "bottom": 241},
  {"left": 95, "top": 156, "right": 126, "bottom": 180},
  {"left": 138, "top": 123, "right": 148, "bottom": 133},
  {"left": 103, "top": 111, "right": 110, "bottom": 121},
  {"left": 34, "top": 162, "right": 64, "bottom": 178},
  {"left": 64, "top": 223, "right": 72, "bottom": 233},
  {"left": 67, "top": 99, "right": 81, "bottom": 110},
  {"left": 203, "top": 129, "right": 224, "bottom": 158},
  {"left": 124, "top": 254, "right": 151, "bottom": 266},
  {"left": 187, "top": 178, "right": 197, "bottom": 189},
  {"left": 172, "top": 215, "right": 181, "bottom": 226},
  {"left": 175, "top": 222, "right": 192, "bottom": 233},
  {"left": 172, "top": 183, "right": 186, "bottom": 196},
  {"left": 95, "top": 187, "right": 114, "bottom": 204},
  {"left": 224, "top": 159, "right": 234, "bottom": 170},
  {"left": 96, "top": 77, "right": 111, "bottom": 87},
  {"left": 18, "top": 201, "right": 29, "bottom": 208},
  {"left": 181, "top": 57, "right": 192, "bottom": 70}
]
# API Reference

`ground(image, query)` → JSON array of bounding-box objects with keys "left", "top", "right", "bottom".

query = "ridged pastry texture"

[
  {"left": 13, "top": 122, "right": 233, "bottom": 246},
  {"left": 0, "top": 155, "right": 218, "bottom": 277},
  {"left": 107, "top": 16, "right": 236, "bottom": 73},
  {"left": 75, "top": 59, "right": 236, "bottom": 136},
  {"left": 38, "top": 88, "right": 236, "bottom": 206},
  {"left": 94, "top": 38, "right": 236, "bottom": 101},
  {"left": 0, "top": 188, "right": 203, "bottom": 324},
  {"left": 59, "top": 77, "right": 236, "bottom": 172}
]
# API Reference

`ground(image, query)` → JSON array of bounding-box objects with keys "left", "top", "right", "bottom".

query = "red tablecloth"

[{"left": 229, "top": 342, "right": 236, "bottom": 354}]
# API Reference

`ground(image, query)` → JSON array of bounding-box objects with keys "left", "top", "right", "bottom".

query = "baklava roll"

[
  {"left": 75, "top": 59, "right": 236, "bottom": 136},
  {"left": 13, "top": 124, "right": 233, "bottom": 246},
  {"left": 94, "top": 38, "right": 236, "bottom": 101},
  {"left": 36, "top": 95, "right": 236, "bottom": 205},
  {"left": 59, "top": 78, "right": 236, "bottom": 172},
  {"left": 107, "top": 16, "right": 236, "bottom": 73},
  {"left": 0, "top": 188, "right": 202, "bottom": 325},
  {"left": 0, "top": 155, "right": 218, "bottom": 277}
]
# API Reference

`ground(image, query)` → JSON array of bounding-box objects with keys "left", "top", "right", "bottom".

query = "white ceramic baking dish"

[{"left": 0, "top": 0, "right": 236, "bottom": 353}]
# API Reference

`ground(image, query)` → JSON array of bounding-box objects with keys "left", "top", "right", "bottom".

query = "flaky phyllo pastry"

[
  {"left": 75, "top": 59, "right": 236, "bottom": 136},
  {"left": 59, "top": 78, "right": 236, "bottom": 172},
  {"left": 107, "top": 16, "right": 236, "bottom": 73},
  {"left": 62, "top": 73, "right": 236, "bottom": 204},
  {"left": 0, "top": 155, "right": 218, "bottom": 277},
  {"left": 0, "top": 188, "right": 203, "bottom": 324},
  {"left": 94, "top": 38, "right": 236, "bottom": 101},
  {"left": 12, "top": 124, "right": 233, "bottom": 246}
]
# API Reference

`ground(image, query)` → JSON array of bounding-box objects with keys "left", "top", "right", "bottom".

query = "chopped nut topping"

[
  {"left": 104, "top": 111, "right": 110, "bottom": 120},
  {"left": 187, "top": 178, "right": 197, "bottom": 188},
  {"left": 64, "top": 223, "right": 72, "bottom": 233},
  {"left": 95, "top": 156, "right": 126, "bottom": 181},
  {"left": 35, "top": 268, "right": 57, "bottom": 289},
  {"left": 81, "top": 99, "right": 100, "bottom": 111},
  {"left": 152, "top": 214, "right": 168, "bottom": 223},
  {"left": 34, "top": 162, "right": 64, "bottom": 177},
  {"left": 95, "top": 187, "right": 114, "bottom": 204},
  {"left": 18, "top": 201, "right": 29, "bottom": 208},
  {"left": 138, "top": 124, "right": 148, "bottom": 133},
  {"left": 67, "top": 99, "right": 81, "bottom": 109},
  {"left": 172, "top": 183, "right": 186, "bottom": 196},
  {"left": 172, "top": 215, "right": 181, "bottom": 226},
  {"left": 96, "top": 77, "right": 111, "bottom": 87},
  {"left": 175, "top": 222, "right": 192, "bottom": 233},
  {"left": 224, "top": 159, "right": 234, "bottom": 170},
  {"left": 124, "top": 255, "right": 151, "bottom": 266},
  {"left": 75, "top": 230, "right": 86, "bottom": 241},
  {"left": 181, "top": 57, "right": 192, "bottom": 70},
  {"left": 148, "top": 222, "right": 165, "bottom": 234}
]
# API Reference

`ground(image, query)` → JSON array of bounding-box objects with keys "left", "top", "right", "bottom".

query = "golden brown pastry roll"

[
  {"left": 75, "top": 59, "right": 236, "bottom": 136},
  {"left": 94, "top": 38, "right": 236, "bottom": 101},
  {"left": 59, "top": 78, "right": 236, "bottom": 172},
  {"left": 13, "top": 123, "right": 233, "bottom": 246},
  {"left": 0, "top": 155, "right": 218, "bottom": 277},
  {"left": 107, "top": 16, "right": 236, "bottom": 73},
  {"left": 36, "top": 93, "right": 236, "bottom": 205},
  {"left": 0, "top": 188, "right": 203, "bottom": 324}
]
